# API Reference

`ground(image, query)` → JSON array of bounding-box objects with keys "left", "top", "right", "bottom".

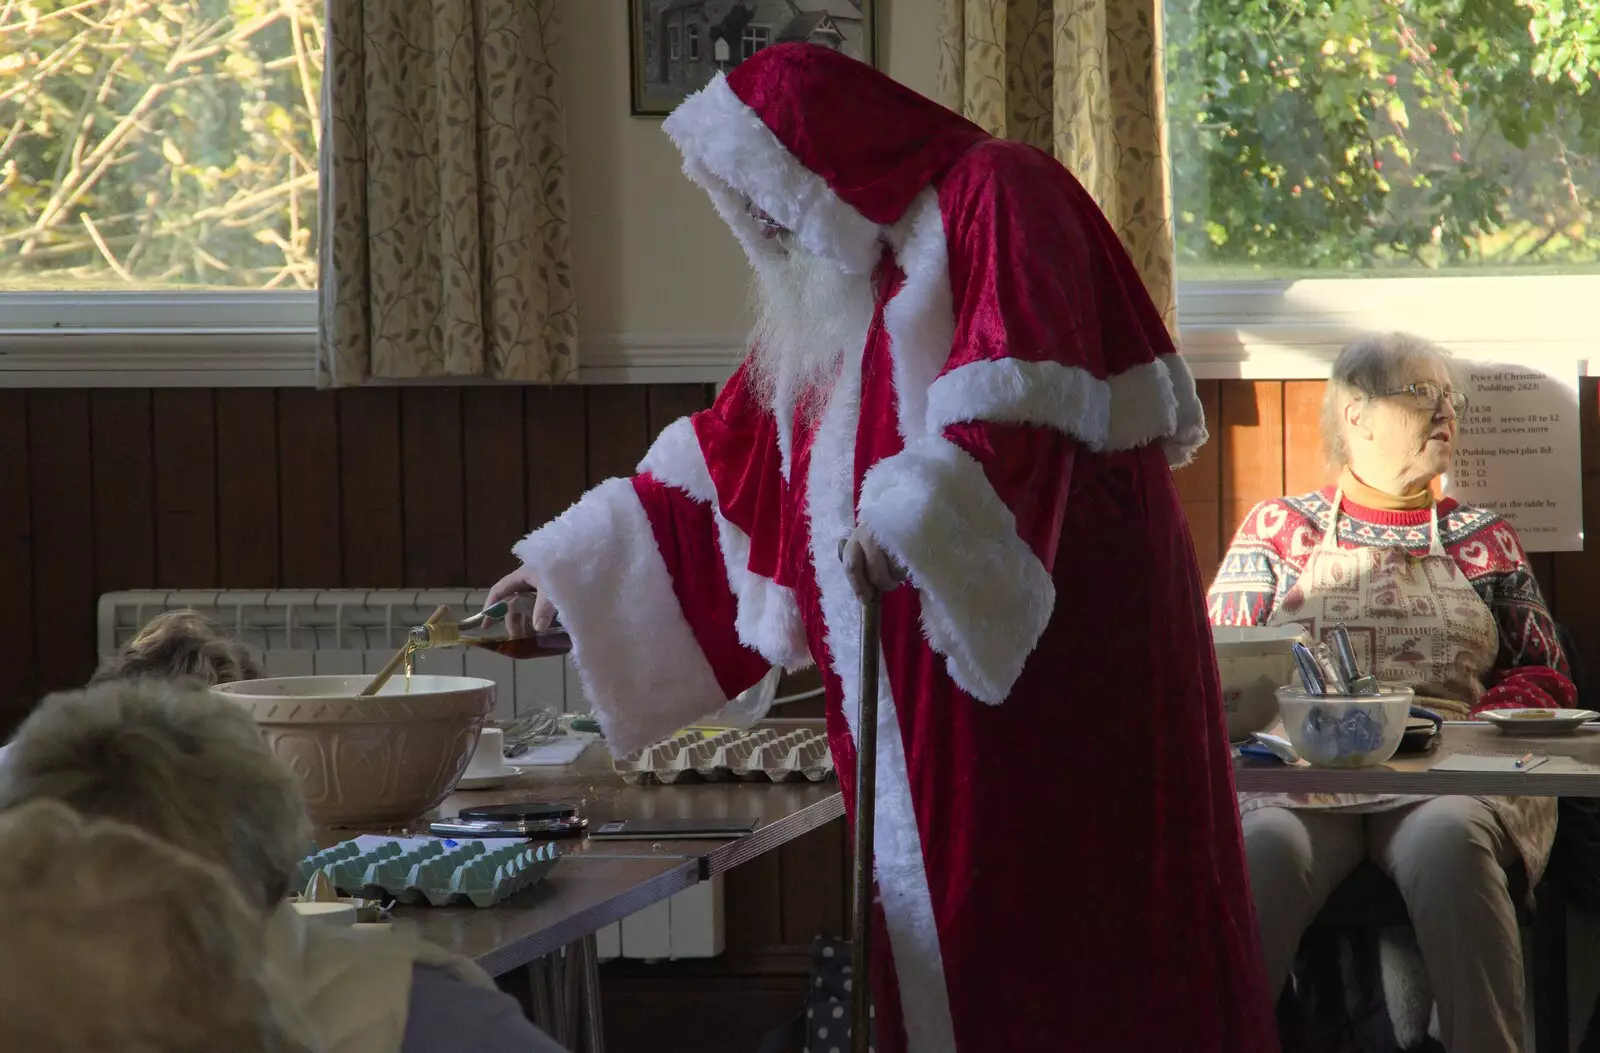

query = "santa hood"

[{"left": 664, "top": 42, "right": 1206, "bottom": 466}]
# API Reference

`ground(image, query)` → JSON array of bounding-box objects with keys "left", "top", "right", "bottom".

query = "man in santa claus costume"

[{"left": 489, "top": 43, "right": 1276, "bottom": 1053}]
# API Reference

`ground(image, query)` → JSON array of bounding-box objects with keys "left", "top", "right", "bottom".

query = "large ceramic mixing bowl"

[
  {"left": 212, "top": 675, "right": 495, "bottom": 826},
  {"left": 1276, "top": 685, "right": 1414, "bottom": 768}
]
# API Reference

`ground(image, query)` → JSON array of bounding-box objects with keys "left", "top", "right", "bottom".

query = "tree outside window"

[
  {"left": 0, "top": 0, "right": 322, "bottom": 291},
  {"left": 1165, "top": 0, "right": 1600, "bottom": 278}
]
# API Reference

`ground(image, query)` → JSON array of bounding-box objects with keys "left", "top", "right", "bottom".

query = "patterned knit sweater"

[{"left": 1207, "top": 488, "right": 1574, "bottom": 714}]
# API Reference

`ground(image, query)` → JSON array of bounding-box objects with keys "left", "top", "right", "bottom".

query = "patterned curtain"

[
  {"left": 936, "top": 0, "right": 1176, "bottom": 331},
  {"left": 318, "top": 0, "right": 577, "bottom": 387}
]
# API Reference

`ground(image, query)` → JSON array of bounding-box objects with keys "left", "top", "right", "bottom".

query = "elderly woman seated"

[
  {"left": 0, "top": 679, "right": 567, "bottom": 1053},
  {"left": 1208, "top": 332, "right": 1574, "bottom": 1052},
  {"left": 0, "top": 798, "right": 314, "bottom": 1053}
]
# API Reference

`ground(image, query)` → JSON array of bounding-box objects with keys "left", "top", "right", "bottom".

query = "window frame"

[
  {"left": 741, "top": 25, "right": 770, "bottom": 60},
  {"left": 3, "top": 274, "right": 1595, "bottom": 387}
]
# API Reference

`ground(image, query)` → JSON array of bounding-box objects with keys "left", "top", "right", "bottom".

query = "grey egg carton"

[
  {"left": 296, "top": 838, "right": 560, "bottom": 908},
  {"left": 614, "top": 727, "right": 834, "bottom": 785}
]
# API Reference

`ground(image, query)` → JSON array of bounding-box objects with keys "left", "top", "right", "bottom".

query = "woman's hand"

[{"left": 485, "top": 566, "right": 558, "bottom": 636}]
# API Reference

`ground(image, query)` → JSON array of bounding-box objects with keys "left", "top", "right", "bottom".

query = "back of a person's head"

[
  {"left": 0, "top": 799, "right": 316, "bottom": 1053},
  {"left": 90, "top": 608, "right": 262, "bottom": 686},
  {"left": 0, "top": 678, "right": 311, "bottom": 910}
]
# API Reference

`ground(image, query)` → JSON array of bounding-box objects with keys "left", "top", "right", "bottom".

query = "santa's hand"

[
  {"left": 485, "top": 566, "right": 558, "bottom": 636},
  {"left": 838, "top": 527, "right": 905, "bottom": 604}
]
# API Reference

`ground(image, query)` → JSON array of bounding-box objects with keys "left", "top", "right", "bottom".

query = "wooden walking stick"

[{"left": 851, "top": 592, "right": 881, "bottom": 1053}]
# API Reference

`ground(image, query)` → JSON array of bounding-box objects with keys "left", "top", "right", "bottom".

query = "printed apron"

[{"left": 1242, "top": 490, "right": 1555, "bottom": 880}]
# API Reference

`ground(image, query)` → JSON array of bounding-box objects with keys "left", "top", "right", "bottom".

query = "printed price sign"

[{"left": 1444, "top": 361, "right": 1582, "bottom": 552}]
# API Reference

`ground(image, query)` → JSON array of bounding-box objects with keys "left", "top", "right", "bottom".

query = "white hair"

[
  {"left": 1322, "top": 331, "right": 1456, "bottom": 470},
  {"left": 0, "top": 679, "right": 311, "bottom": 911},
  {"left": 745, "top": 245, "right": 877, "bottom": 421},
  {"left": 0, "top": 799, "right": 315, "bottom": 1053}
]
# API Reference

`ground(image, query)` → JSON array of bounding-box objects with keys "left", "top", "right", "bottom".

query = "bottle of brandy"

[{"left": 407, "top": 594, "right": 572, "bottom": 661}]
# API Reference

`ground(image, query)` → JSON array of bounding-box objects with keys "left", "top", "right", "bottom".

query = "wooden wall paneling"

[
  {"left": 722, "top": 851, "right": 786, "bottom": 952},
  {"left": 585, "top": 386, "right": 652, "bottom": 486},
  {"left": 1173, "top": 380, "right": 1223, "bottom": 574},
  {"left": 524, "top": 386, "right": 587, "bottom": 529},
  {"left": 777, "top": 819, "right": 847, "bottom": 942},
  {"left": 0, "top": 392, "right": 32, "bottom": 727},
  {"left": 28, "top": 391, "right": 97, "bottom": 694},
  {"left": 647, "top": 384, "right": 707, "bottom": 440},
  {"left": 277, "top": 390, "right": 343, "bottom": 588},
  {"left": 1554, "top": 378, "right": 1600, "bottom": 664},
  {"left": 215, "top": 390, "right": 281, "bottom": 589},
  {"left": 1282, "top": 381, "right": 1330, "bottom": 495},
  {"left": 153, "top": 390, "right": 219, "bottom": 587},
  {"left": 90, "top": 390, "right": 155, "bottom": 591},
  {"left": 400, "top": 387, "right": 466, "bottom": 587},
  {"left": 1220, "top": 381, "right": 1287, "bottom": 548},
  {"left": 462, "top": 387, "right": 527, "bottom": 587},
  {"left": 337, "top": 389, "right": 404, "bottom": 588},
  {"left": 600, "top": 972, "right": 808, "bottom": 1053}
]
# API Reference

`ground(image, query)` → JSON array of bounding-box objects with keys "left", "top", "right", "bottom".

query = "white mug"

[{"left": 464, "top": 727, "right": 506, "bottom": 777}]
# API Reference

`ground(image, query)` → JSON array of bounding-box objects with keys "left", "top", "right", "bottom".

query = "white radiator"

[
  {"left": 96, "top": 589, "right": 725, "bottom": 961},
  {"left": 97, "top": 589, "right": 582, "bottom": 719}
]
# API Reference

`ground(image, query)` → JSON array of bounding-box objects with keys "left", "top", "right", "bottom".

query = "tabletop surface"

[
  {"left": 371, "top": 720, "right": 844, "bottom": 973},
  {"left": 1234, "top": 721, "right": 1600, "bottom": 796}
]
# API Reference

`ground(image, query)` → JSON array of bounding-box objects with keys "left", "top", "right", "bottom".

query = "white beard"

[{"left": 745, "top": 247, "right": 876, "bottom": 425}]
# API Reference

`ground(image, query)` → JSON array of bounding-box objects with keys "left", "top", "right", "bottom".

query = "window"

[
  {"left": 0, "top": 0, "right": 323, "bottom": 293},
  {"left": 1162, "top": 0, "right": 1600, "bottom": 374},
  {"left": 669, "top": 23, "right": 682, "bottom": 62},
  {"left": 688, "top": 23, "right": 701, "bottom": 62},
  {"left": 741, "top": 25, "right": 771, "bottom": 62}
]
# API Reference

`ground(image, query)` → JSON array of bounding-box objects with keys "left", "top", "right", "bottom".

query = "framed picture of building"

[{"left": 629, "top": 1, "right": 879, "bottom": 117}]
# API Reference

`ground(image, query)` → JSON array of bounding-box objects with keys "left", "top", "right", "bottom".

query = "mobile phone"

[
  {"left": 429, "top": 814, "right": 588, "bottom": 839},
  {"left": 458, "top": 803, "right": 575, "bottom": 823},
  {"left": 589, "top": 817, "right": 759, "bottom": 840}
]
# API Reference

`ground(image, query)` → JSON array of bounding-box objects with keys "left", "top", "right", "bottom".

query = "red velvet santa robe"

[{"left": 514, "top": 44, "right": 1277, "bottom": 1053}]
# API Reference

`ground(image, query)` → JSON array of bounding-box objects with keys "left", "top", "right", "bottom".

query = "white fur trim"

[
  {"left": 882, "top": 190, "right": 955, "bottom": 444},
  {"left": 637, "top": 417, "right": 810, "bottom": 671},
  {"left": 713, "top": 513, "right": 812, "bottom": 672},
  {"left": 663, "top": 74, "right": 882, "bottom": 275},
  {"left": 512, "top": 478, "right": 726, "bottom": 755},
  {"left": 636, "top": 417, "right": 715, "bottom": 503},
  {"left": 807, "top": 349, "right": 958, "bottom": 1052},
  {"left": 924, "top": 353, "right": 1208, "bottom": 465},
  {"left": 1161, "top": 351, "right": 1210, "bottom": 467},
  {"left": 857, "top": 438, "right": 1056, "bottom": 703}
]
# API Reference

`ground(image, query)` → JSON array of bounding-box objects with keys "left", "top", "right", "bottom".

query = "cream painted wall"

[{"left": 562, "top": 1, "right": 940, "bottom": 347}]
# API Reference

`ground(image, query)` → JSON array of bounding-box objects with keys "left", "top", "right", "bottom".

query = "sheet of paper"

[
  {"left": 1430, "top": 753, "right": 1548, "bottom": 773},
  {"left": 507, "top": 731, "right": 597, "bottom": 767},
  {"left": 1444, "top": 357, "right": 1582, "bottom": 551}
]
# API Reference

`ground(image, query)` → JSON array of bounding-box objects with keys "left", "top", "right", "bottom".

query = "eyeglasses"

[
  {"left": 743, "top": 196, "right": 788, "bottom": 240},
  {"left": 1375, "top": 382, "right": 1468, "bottom": 415}
]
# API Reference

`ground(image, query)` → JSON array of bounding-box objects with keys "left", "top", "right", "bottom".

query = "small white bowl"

[{"left": 1276, "top": 686, "right": 1414, "bottom": 768}]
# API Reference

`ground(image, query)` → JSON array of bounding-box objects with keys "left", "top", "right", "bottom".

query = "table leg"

[
  {"left": 577, "top": 933, "right": 606, "bottom": 1053},
  {"left": 549, "top": 946, "right": 571, "bottom": 1046},
  {"left": 528, "top": 957, "right": 555, "bottom": 1035}
]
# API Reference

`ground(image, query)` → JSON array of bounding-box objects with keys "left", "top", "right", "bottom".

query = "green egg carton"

[{"left": 296, "top": 839, "right": 560, "bottom": 908}]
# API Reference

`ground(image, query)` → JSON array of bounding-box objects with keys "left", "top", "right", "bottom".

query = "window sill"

[{"left": 1, "top": 275, "right": 1596, "bottom": 386}]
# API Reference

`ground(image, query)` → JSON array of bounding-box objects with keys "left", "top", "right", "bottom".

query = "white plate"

[
  {"left": 1480, "top": 708, "right": 1600, "bottom": 735},
  {"left": 456, "top": 764, "right": 521, "bottom": 790}
]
